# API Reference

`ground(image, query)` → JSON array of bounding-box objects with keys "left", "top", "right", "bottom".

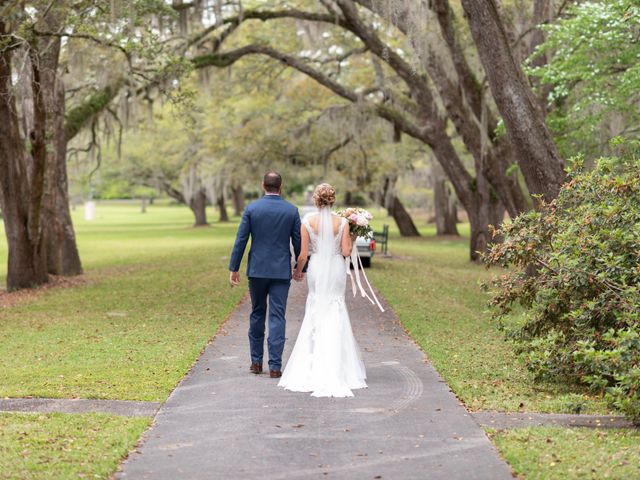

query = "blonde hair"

[{"left": 313, "top": 183, "right": 336, "bottom": 208}]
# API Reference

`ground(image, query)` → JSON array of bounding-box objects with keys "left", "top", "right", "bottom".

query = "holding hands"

[{"left": 231, "top": 269, "right": 304, "bottom": 285}]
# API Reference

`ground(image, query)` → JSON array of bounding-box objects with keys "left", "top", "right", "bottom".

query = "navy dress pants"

[{"left": 248, "top": 277, "right": 291, "bottom": 371}]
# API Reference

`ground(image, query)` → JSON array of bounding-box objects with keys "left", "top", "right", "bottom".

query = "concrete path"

[{"left": 116, "top": 282, "right": 514, "bottom": 480}]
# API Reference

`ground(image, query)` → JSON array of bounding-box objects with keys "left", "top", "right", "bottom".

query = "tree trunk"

[
  {"left": 431, "top": 160, "right": 459, "bottom": 236},
  {"left": 44, "top": 119, "right": 83, "bottom": 277},
  {"left": 217, "top": 193, "right": 229, "bottom": 222},
  {"left": 379, "top": 176, "right": 420, "bottom": 237},
  {"left": 190, "top": 188, "right": 209, "bottom": 226},
  {"left": 467, "top": 203, "right": 490, "bottom": 263},
  {"left": 528, "top": 0, "right": 554, "bottom": 111},
  {"left": 427, "top": 127, "right": 495, "bottom": 261},
  {"left": 489, "top": 197, "right": 506, "bottom": 229},
  {"left": 485, "top": 140, "right": 530, "bottom": 217},
  {"left": 469, "top": 157, "right": 492, "bottom": 262},
  {"left": 39, "top": 22, "right": 82, "bottom": 277},
  {"left": 488, "top": 195, "right": 507, "bottom": 244},
  {"left": 389, "top": 195, "right": 419, "bottom": 237},
  {"left": 0, "top": 29, "right": 48, "bottom": 290},
  {"left": 428, "top": 0, "right": 486, "bottom": 124},
  {"left": 231, "top": 185, "right": 244, "bottom": 216},
  {"left": 460, "top": 0, "right": 566, "bottom": 201}
]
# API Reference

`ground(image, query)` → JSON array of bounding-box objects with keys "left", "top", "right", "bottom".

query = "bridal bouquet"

[
  {"left": 338, "top": 207, "right": 384, "bottom": 312},
  {"left": 338, "top": 207, "right": 373, "bottom": 238}
]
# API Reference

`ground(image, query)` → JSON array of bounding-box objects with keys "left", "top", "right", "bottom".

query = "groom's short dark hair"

[{"left": 263, "top": 171, "right": 282, "bottom": 193}]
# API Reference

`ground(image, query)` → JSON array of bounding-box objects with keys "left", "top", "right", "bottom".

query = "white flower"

[{"left": 356, "top": 215, "right": 368, "bottom": 226}]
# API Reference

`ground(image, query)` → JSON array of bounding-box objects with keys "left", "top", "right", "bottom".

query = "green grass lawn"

[
  {"left": 0, "top": 201, "right": 633, "bottom": 479},
  {"left": 488, "top": 427, "right": 640, "bottom": 479},
  {"left": 0, "top": 413, "right": 149, "bottom": 480},
  {"left": 1, "top": 202, "right": 244, "bottom": 401}
]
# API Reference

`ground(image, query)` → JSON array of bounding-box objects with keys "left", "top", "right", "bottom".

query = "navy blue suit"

[{"left": 229, "top": 194, "right": 301, "bottom": 371}]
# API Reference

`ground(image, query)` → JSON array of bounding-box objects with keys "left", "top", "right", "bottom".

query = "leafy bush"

[{"left": 484, "top": 140, "right": 640, "bottom": 421}]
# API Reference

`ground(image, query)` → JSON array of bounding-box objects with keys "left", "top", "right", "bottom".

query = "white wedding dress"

[{"left": 278, "top": 208, "right": 367, "bottom": 397}]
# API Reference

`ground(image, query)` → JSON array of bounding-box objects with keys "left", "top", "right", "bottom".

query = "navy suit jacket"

[{"left": 229, "top": 195, "right": 301, "bottom": 280}]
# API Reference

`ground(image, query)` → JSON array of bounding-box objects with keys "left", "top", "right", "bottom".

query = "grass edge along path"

[
  {"left": 488, "top": 426, "right": 640, "bottom": 479},
  {"left": 0, "top": 412, "right": 150, "bottom": 480}
]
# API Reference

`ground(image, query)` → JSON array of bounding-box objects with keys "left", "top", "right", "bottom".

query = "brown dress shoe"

[
  {"left": 269, "top": 370, "right": 282, "bottom": 378},
  {"left": 250, "top": 362, "right": 263, "bottom": 374}
]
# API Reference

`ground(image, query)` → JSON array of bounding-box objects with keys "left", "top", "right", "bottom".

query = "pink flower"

[{"left": 349, "top": 213, "right": 358, "bottom": 222}]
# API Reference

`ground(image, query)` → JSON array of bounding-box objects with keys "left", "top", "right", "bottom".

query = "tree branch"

[
  {"left": 186, "top": 8, "right": 349, "bottom": 48},
  {"left": 64, "top": 78, "right": 125, "bottom": 142},
  {"left": 191, "top": 44, "right": 427, "bottom": 141},
  {"left": 33, "top": 29, "right": 132, "bottom": 67}
]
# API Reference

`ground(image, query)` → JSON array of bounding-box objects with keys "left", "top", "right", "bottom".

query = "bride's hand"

[{"left": 293, "top": 271, "right": 304, "bottom": 282}]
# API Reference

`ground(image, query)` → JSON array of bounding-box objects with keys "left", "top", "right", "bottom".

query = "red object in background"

[{"left": 370, "top": 239, "right": 376, "bottom": 251}]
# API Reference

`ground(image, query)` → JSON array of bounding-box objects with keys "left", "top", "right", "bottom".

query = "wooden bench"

[{"left": 373, "top": 224, "right": 389, "bottom": 255}]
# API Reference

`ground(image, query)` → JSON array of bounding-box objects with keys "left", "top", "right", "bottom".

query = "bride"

[{"left": 278, "top": 183, "right": 367, "bottom": 397}]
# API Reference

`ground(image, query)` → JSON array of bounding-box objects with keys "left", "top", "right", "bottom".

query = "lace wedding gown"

[{"left": 278, "top": 209, "right": 367, "bottom": 397}]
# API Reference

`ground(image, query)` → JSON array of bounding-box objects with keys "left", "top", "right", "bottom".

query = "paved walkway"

[{"left": 116, "top": 282, "right": 514, "bottom": 479}]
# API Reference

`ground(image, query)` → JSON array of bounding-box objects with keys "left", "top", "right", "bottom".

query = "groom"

[{"left": 229, "top": 172, "right": 302, "bottom": 378}]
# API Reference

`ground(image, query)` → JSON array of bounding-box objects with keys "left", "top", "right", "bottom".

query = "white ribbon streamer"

[
  {"left": 345, "top": 256, "right": 357, "bottom": 297},
  {"left": 346, "top": 243, "right": 385, "bottom": 312}
]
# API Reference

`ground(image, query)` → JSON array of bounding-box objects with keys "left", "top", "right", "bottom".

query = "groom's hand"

[{"left": 229, "top": 271, "right": 240, "bottom": 287}]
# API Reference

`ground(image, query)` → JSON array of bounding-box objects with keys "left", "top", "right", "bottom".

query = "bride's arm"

[
  {"left": 293, "top": 225, "right": 309, "bottom": 279},
  {"left": 341, "top": 220, "right": 353, "bottom": 257}
]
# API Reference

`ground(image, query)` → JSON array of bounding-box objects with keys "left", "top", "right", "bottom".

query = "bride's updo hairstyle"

[{"left": 313, "top": 183, "right": 336, "bottom": 208}]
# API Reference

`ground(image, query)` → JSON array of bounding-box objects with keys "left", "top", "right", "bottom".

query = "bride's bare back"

[{"left": 306, "top": 213, "right": 343, "bottom": 236}]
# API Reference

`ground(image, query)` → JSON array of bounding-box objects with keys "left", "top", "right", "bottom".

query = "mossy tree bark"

[
  {"left": 38, "top": 9, "right": 83, "bottom": 277},
  {"left": 0, "top": 22, "right": 49, "bottom": 290},
  {"left": 460, "top": 0, "right": 566, "bottom": 201}
]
